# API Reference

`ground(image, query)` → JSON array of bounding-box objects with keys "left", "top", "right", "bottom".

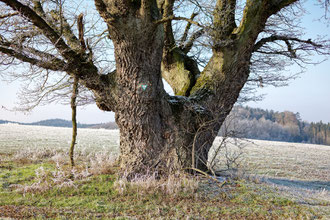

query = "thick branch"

[
  {"left": 33, "top": 0, "right": 47, "bottom": 18},
  {"left": 155, "top": 16, "right": 204, "bottom": 28},
  {"left": 235, "top": 0, "right": 298, "bottom": 43},
  {"left": 94, "top": 0, "right": 120, "bottom": 24},
  {"left": 213, "top": 0, "right": 237, "bottom": 38},
  {"left": 77, "top": 13, "right": 87, "bottom": 51},
  {"left": 0, "top": 46, "right": 67, "bottom": 71},
  {"left": 0, "top": 37, "right": 68, "bottom": 67},
  {"left": 163, "top": 0, "right": 175, "bottom": 49},
  {"left": 33, "top": 0, "right": 80, "bottom": 51},
  {"left": 0, "top": 12, "right": 19, "bottom": 19},
  {"left": 181, "top": 29, "right": 204, "bottom": 54},
  {"left": 268, "top": 0, "right": 299, "bottom": 13},
  {"left": 180, "top": 12, "right": 198, "bottom": 44},
  {"left": 50, "top": 11, "right": 81, "bottom": 52},
  {"left": 1, "top": 0, "right": 116, "bottom": 113},
  {"left": 160, "top": 0, "right": 201, "bottom": 96},
  {"left": 1, "top": 0, "right": 77, "bottom": 61},
  {"left": 253, "top": 35, "right": 321, "bottom": 52}
]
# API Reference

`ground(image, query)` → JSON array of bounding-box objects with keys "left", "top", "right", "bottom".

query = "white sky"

[{"left": 0, "top": 1, "right": 329, "bottom": 124}]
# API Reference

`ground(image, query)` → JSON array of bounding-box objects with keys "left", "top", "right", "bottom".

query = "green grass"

[
  {"left": 0, "top": 156, "right": 318, "bottom": 219},
  {"left": 1, "top": 124, "right": 328, "bottom": 218}
]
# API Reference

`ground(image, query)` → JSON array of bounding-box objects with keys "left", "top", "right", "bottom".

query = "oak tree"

[{"left": 0, "top": 0, "right": 329, "bottom": 177}]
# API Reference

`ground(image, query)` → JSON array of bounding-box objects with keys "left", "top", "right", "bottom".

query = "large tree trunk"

[
  {"left": 110, "top": 21, "right": 217, "bottom": 175},
  {"left": 100, "top": 2, "right": 175, "bottom": 176},
  {"left": 93, "top": 0, "right": 220, "bottom": 177},
  {"left": 115, "top": 94, "right": 220, "bottom": 176},
  {"left": 112, "top": 25, "right": 174, "bottom": 175},
  {"left": 93, "top": 0, "right": 278, "bottom": 177}
]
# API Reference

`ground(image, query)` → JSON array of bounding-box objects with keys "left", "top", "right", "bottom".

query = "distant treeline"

[
  {"left": 0, "top": 118, "right": 119, "bottom": 130},
  {"left": 0, "top": 119, "right": 97, "bottom": 128},
  {"left": 220, "top": 106, "right": 330, "bottom": 146}
]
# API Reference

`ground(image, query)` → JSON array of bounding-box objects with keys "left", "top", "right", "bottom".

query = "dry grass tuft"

[
  {"left": 8, "top": 146, "right": 119, "bottom": 196},
  {"left": 9, "top": 163, "right": 80, "bottom": 196},
  {"left": 13, "top": 147, "right": 59, "bottom": 163},
  {"left": 10, "top": 143, "right": 118, "bottom": 175},
  {"left": 87, "top": 152, "right": 117, "bottom": 175},
  {"left": 114, "top": 172, "right": 199, "bottom": 196},
  {"left": 50, "top": 152, "right": 68, "bottom": 164}
]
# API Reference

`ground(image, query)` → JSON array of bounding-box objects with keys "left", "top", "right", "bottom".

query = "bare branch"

[
  {"left": 1, "top": 0, "right": 77, "bottom": 60},
  {"left": 0, "top": 46, "right": 67, "bottom": 71},
  {"left": 253, "top": 35, "right": 322, "bottom": 52},
  {"left": 77, "top": 13, "right": 87, "bottom": 52},
  {"left": 94, "top": 0, "right": 115, "bottom": 23},
  {"left": 181, "top": 29, "right": 204, "bottom": 54},
  {"left": 0, "top": 12, "right": 19, "bottom": 19},
  {"left": 180, "top": 12, "right": 198, "bottom": 44},
  {"left": 33, "top": 0, "right": 47, "bottom": 18},
  {"left": 235, "top": 0, "right": 298, "bottom": 42},
  {"left": 213, "top": 0, "right": 237, "bottom": 38},
  {"left": 155, "top": 16, "right": 204, "bottom": 28},
  {"left": 50, "top": 11, "right": 81, "bottom": 51}
]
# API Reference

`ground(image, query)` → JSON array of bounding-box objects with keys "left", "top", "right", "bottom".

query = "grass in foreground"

[{"left": 0, "top": 150, "right": 320, "bottom": 219}]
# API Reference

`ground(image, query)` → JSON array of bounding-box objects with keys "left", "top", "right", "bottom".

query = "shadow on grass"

[{"left": 265, "top": 177, "right": 330, "bottom": 191}]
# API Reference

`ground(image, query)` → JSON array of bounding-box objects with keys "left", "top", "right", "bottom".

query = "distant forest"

[
  {"left": 220, "top": 106, "right": 330, "bottom": 146},
  {"left": 0, "top": 119, "right": 97, "bottom": 128}
]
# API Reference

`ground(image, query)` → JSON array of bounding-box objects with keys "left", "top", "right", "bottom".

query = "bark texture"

[{"left": 87, "top": 0, "right": 300, "bottom": 176}]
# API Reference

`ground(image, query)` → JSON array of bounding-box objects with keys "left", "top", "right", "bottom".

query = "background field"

[
  {"left": 0, "top": 124, "right": 119, "bottom": 154},
  {"left": 0, "top": 124, "right": 329, "bottom": 218}
]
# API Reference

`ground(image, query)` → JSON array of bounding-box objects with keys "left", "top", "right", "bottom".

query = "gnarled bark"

[
  {"left": 94, "top": 0, "right": 212, "bottom": 176},
  {"left": 92, "top": 0, "right": 300, "bottom": 177}
]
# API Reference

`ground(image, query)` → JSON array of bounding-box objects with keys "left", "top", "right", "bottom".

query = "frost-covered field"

[
  {"left": 213, "top": 137, "right": 330, "bottom": 215},
  {"left": 1, "top": 123, "right": 329, "bottom": 213},
  {"left": 238, "top": 139, "right": 330, "bottom": 181},
  {"left": 1, "top": 124, "right": 329, "bottom": 182},
  {"left": 0, "top": 124, "right": 119, "bottom": 154}
]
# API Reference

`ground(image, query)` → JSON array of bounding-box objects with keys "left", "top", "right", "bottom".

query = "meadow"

[{"left": 0, "top": 124, "right": 329, "bottom": 219}]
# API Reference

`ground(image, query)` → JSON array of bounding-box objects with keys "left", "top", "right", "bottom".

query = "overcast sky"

[{"left": 0, "top": 1, "right": 329, "bottom": 124}]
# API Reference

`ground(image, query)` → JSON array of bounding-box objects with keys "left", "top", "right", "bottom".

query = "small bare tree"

[
  {"left": 0, "top": 2, "right": 99, "bottom": 167},
  {"left": 69, "top": 75, "right": 78, "bottom": 167}
]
